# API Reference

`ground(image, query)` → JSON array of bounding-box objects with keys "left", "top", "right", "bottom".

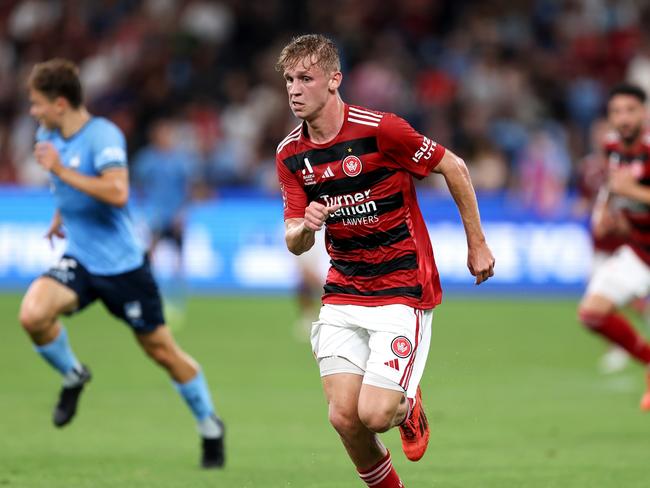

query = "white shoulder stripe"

[
  {"left": 347, "top": 111, "right": 383, "bottom": 122},
  {"left": 276, "top": 124, "right": 302, "bottom": 153},
  {"left": 348, "top": 117, "right": 379, "bottom": 127},
  {"left": 276, "top": 134, "right": 301, "bottom": 153},
  {"left": 349, "top": 106, "right": 383, "bottom": 119}
]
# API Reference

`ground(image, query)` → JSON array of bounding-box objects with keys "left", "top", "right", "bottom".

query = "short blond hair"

[{"left": 276, "top": 34, "right": 341, "bottom": 75}]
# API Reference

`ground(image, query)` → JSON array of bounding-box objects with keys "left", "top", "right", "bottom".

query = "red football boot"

[{"left": 399, "top": 386, "right": 430, "bottom": 461}]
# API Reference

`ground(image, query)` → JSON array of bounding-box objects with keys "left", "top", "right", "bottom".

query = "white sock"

[
  {"left": 198, "top": 415, "right": 223, "bottom": 438},
  {"left": 62, "top": 362, "right": 84, "bottom": 387}
]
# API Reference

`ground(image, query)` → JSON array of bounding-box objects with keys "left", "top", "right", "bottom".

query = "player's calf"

[
  {"left": 579, "top": 306, "right": 650, "bottom": 365},
  {"left": 137, "top": 325, "right": 198, "bottom": 382}
]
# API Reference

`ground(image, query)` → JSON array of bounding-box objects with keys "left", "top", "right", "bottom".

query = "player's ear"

[
  {"left": 329, "top": 71, "right": 342, "bottom": 92},
  {"left": 54, "top": 96, "right": 69, "bottom": 114}
]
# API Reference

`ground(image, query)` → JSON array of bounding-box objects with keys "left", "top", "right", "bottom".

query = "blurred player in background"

[
  {"left": 18, "top": 59, "right": 225, "bottom": 468},
  {"left": 578, "top": 83, "right": 650, "bottom": 410},
  {"left": 576, "top": 119, "right": 631, "bottom": 373},
  {"left": 132, "top": 116, "right": 196, "bottom": 322},
  {"left": 276, "top": 35, "right": 495, "bottom": 487}
]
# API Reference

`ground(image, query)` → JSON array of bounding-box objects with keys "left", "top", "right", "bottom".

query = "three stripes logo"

[
  {"left": 322, "top": 166, "right": 335, "bottom": 178},
  {"left": 384, "top": 359, "right": 400, "bottom": 371}
]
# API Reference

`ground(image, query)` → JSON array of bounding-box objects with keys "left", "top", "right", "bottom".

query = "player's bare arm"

[
  {"left": 609, "top": 166, "right": 650, "bottom": 204},
  {"left": 34, "top": 141, "right": 129, "bottom": 207},
  {"left": 285, "top": 201, "right": 341, "bottom": 255},
  {"left": 285, "top": 218, "right": 316, "bottom": 255},
  {"left": 433, "top": 149, "right": 495, "bottom": 284}
]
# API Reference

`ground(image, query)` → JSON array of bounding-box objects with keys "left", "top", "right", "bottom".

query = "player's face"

[
  {"left": 607, "top": 94, "right": 646, "bottom": 144},
  {"left": 29, "top": 89, "right": 63, "bottom": 130},
  {"left": 283, "top": 57, "right": 339, "bottom": 121}
]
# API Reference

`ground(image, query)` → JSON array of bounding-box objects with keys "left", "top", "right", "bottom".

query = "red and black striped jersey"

[
  {"left": 276, "top": 104, "right": 446, "bottom": 309},
  {"left": 604, "top": 130, "right": 650, "bottom": 265}
]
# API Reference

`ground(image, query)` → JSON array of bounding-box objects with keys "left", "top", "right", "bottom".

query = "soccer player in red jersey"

[
  {"left": 577, "top": 120, "right": 632, "bottom": 373},
  {"left": 275, "top": 35, "right": 495, "bottom": 487},
  {"left": 578, "top": 83, "right": 650, "bottom": 410}
]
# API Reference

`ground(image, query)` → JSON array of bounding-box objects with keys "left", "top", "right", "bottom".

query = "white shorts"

[
  {"left": 311, "top": 303, "right": 433, "bottom": 399},
  {"left": 591, "top": 249, "right": 613, "bottom": 278},
  {"left": 585, "top": 245, "right": 650, "bottom": 307}
]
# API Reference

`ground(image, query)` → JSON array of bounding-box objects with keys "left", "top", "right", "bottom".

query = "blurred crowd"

[{"left": 1, "top": 0, "right": 650, "bottom": 215}]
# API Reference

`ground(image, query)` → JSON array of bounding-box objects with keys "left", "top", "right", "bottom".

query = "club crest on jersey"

[
  {"left": 69, "top": 155, "right": 81, "bottom": 168},
  {"left": 391, "top": 336, "right": 412, "bottom": 358},
  {"left": 342, "top": 155, "right": 362, "bottom": 177}
]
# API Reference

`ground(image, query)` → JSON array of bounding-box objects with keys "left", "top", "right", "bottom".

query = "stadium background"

[{"left": 1, "top": 1, "right": 650, "bottom": 487}]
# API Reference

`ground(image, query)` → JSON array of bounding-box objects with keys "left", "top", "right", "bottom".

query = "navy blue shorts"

[{"left": 43, "top": 255, "right": 165, "bottom": 334}]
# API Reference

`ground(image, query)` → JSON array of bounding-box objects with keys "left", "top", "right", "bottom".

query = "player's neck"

[
  {"left": 305, "top": 97, "right": 345, "bottom": 145},
  {"left": 60, "top": 107, "right": 91, "bottom": 139},
  {"left": 621, "top": 125, "right": 648, "bottom": 150}
]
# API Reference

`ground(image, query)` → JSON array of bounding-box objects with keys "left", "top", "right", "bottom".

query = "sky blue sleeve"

[
  {"left": 93, "top": 121, "right": 128, "bottom": 173},
  {"left": 35, "top": 125, "right": 50, "bottom": 143}
]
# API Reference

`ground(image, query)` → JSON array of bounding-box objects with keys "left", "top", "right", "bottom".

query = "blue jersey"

[
  {"left": 132, "top": 146, "right": 195, "bottom": 232},
  {"left": 37, "top": 117, "right": 144, "bottom": 275}
]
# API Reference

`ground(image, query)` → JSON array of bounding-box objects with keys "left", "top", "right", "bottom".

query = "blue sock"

[
  {"left": 174, "top": 370, "right": 215, "bottom": 422},
  {"left": 34, "top": 326, "right": 81, "bottom": 376}
]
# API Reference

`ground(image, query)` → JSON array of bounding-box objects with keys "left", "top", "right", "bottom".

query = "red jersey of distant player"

[
  {"left": 604, "top": 130, "right": 650, "bottom": 264},
  {"left": 276, "top": 104, "right": 446, "bottom": 309}
]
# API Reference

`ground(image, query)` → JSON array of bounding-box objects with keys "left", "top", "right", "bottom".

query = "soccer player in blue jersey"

[
  {"left": 132, "top": 116, "right": 196, "bottom": 318},
  {"left": 18, "top": 59, "right": 225, "bottom": 468}
]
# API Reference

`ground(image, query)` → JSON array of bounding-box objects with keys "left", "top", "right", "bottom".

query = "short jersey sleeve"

[
  {"left": 35, "top": 125, "right": 52, "bottom": 143},
  {"left": 93, "top": 121, "right": 127, "bottom": 173},
  {"left": 276, "top": 154, "right": 307, "bottom": 220},
  {"left": 377, "top": 113, "right": 445, "bottom": 179}
]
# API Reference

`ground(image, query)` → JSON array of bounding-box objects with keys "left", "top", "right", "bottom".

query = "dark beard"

[{"left": 621, "top": 125, "right": 642, "bottom": 146}]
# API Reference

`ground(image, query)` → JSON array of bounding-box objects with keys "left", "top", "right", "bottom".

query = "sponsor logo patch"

[
  {"left": 124, "top": 301, "right": 142, "bottom": 320},
  {"left": 302, "top": 157, "right": 316, "bottom": 185},
  {"left": 342, "top": 155, "right": 362, "bottom": 177},
  {"left": 391, "top": 336, "right": 413, "bottom": 358}
]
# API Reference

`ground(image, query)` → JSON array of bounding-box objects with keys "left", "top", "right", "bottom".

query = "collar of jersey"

[
  {"left": 299, "top": 104, "right": 349, "bottom": 149},
  {"left": 57, "top": 116, "right": 96, "bottom": 142}
]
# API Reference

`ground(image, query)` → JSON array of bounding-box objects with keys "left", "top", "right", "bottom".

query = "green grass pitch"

[{"left": 1, "top": 294, "right": 649, "bottom": 487}]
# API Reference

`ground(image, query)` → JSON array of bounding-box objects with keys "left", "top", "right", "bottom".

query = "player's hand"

[
  {"left": 468, "top": 241, "right": 495, "bottom": 285},
  {"left": 303, "top": 201, "right": 341, "bottom": 231},
  {"left": 45, "top": 221, "right": 65, "bottom": 249},
  {"left": 609, "top": 167, "right": 636, "bottom": 196},
  {"left": 34, "top": 142, "right": 63, "bottom": 173}
]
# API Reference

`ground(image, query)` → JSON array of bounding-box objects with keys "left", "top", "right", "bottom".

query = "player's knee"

[
  {"left": 577, "top": 304, "right": 606, "bottom": 330},
  {"left": 18, "top": 302, "right": 51, "bottom": 334},
  {"left": 357, "top": 405, "right": 393, "bottom": 433},
  {"left": 328, "top": 404, "right": 362, "bottom": 437}
]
